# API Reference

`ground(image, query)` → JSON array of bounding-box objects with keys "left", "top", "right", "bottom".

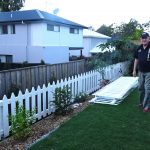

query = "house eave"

[
  {"left": 69, "top": 47, "right": 84, "bottom": 50},
  {"left": 0, "top": 19, "right": 88, "bottom": 29},
  {"left": 83, "top": 35, "right": 111, "bottom": 39}
]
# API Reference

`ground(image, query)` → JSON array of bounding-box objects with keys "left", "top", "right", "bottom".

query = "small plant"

[
  {"left": 53, "top": 86, "right": 72, "bottom": 116},
  {"left": 22, "top": 61, "right": 28, "bottom": 66},
  {"left": 40, "top": 59, "right": 45, "bottom": 65},
  {"left": 74, "top": 92, "right": 89, "bottom": 103},
  {"left": 7, "top": 84, "right": 20, "bottom": 98},
  {"left": 3, "top": 62, "right": 12, "bottom": 70},
  {"left": 9, "top": 104, "right": 35, "bottom": 140}
]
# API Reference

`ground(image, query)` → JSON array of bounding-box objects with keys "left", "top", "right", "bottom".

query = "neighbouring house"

[
  {"left": 0, "top": 10, "right": 87, "bottom": 64},
  {"left": 71, "top": 29, "right": 111, "bottom": 57},
  {"left": 82, "top": 29, "right": 111, "bottom": 57}
]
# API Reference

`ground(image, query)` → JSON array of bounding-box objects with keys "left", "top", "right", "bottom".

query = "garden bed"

[{"left": 0, "top": 95, "right": 94, "bottom": 150}]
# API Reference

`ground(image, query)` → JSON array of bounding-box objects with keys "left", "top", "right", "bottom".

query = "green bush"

[
  {"left": 40, "top": 59, "right": 45, "bottom": 65},
  {"left": 9, "top": 104, "right": 35, "bottom": 140},
  {"left": 53, "top": 86, "right": 72, "bottom": 116},
  {"left": 74, "top": 92, "right": 89, "bottom": 103}
]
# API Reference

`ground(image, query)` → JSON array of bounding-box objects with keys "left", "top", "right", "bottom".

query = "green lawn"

[{"left": 29, "top": 89, "right": 150, "bottom": 150}]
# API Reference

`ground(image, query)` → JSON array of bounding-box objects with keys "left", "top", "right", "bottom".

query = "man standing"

[{"left": 133, "top": 32, "right": 150, "bottom": 112}]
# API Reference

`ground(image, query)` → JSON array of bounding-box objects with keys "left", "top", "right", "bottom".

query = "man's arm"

[{"left": 133, "top": 59, "right": 139, "bottom": 77}]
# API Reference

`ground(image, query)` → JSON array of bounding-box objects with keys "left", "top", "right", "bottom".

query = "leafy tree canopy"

[
  {"left": 0, "top": 0, "right": 25, "bottom": 12},
  {"left": 96, "top": 19, "right": 148, "bottom": 41},
  {"left": 96, "top": 24, "right": 114, "bottom": 37}
]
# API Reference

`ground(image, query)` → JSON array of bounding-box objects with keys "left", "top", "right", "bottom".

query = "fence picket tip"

[
  {"left": 31, "top": 87, "right": 35, "bottom": 91},
  {"left": 25, "top": 89, "right": 29, "bottom": 93},
  {"left": 71, "top": 76, "right": 74, "bottom": 79},
  {"left": 10, "top": 92, "right": 15, "bottom": 98},
  {"left": 37, "top": 85, "right": 41, "bottom": 90},
  {"left": 47, "top": 83, "right": 51, "bottom": 87},
  {"left": 3, "top": 95, "right": 8, "bottom": 100},
  {"left": 56, "top": 80, "right": 59, "bottom": 84},
  {"left": 52, "top": 81, "right": 55, "bottom": 85},
  {"left": 42, "top": 84, "right": 46, "bottom": 89}
]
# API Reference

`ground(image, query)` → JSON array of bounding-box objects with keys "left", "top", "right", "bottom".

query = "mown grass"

[{"left": 29, "top": 89, "right": 150, "bottom": 150}]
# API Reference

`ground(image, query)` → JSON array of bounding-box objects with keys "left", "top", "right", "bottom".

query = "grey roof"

[{"left": 0, "top": 9, "right": 87, "bottom": 28}]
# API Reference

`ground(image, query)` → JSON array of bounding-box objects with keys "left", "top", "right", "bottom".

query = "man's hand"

[
  {"left": 132, "top": 71, "right": 136, "bottom": 77},
  {"left": 133, "top": 59, "right": 138, "bottom": 77}
]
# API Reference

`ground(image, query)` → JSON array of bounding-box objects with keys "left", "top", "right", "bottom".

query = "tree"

[
  {"left": 113, "top": 19, "right": 143, "bottom": 40},
  {"left": 96, "top": 24, "right": 114, "bottom": 36},
  {"left": 0, "top": 0, "right": 25, "bottom": 12}
]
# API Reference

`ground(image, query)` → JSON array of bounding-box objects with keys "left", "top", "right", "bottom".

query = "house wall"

[
  {"left": 91, "top": 38, "right": 108, "bottom": 48},
  {"left": 82, "top": 37, "right": 109, "bottom": 57},
  {"left": 0, "top": 23, "right": 83, "bottom": 47},
  {"left": 28, "top": 46, "right": 69, "bottom": 64},
  {"left": 0, "top": 24, "right": 28, "bottom": 46},
  {"left": 0, "top": 22, "right": 82, "bottom": 63},
  {"left": 0, "top": 46, "right": 27, "bottom": 62},
  {"left": 82, "top": 37, "right": 91, "bottom": 57},
  {"left": 0, "top": 45, "right": 69, "bottom": 64},
  {"left": 30, "top": 23, "right": 83, "bottom": 47}
]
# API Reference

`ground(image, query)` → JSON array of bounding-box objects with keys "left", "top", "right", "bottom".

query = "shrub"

[
  {"left": 3, "top": 62, "right": 12, "bottom": 70},
  {"left": 53, "top": 86, "right": 72, "bottom": 115},
  {"left": 40, "top": 59, "right": 45, "bottom": 65},
  {"left": 22, "top": 61, "right": 28, "bottom": 66},
  {"left": 9, "top": 104, "right": 35, "bottom": 140},
  {"left": 74, "top": 92, "right": 88, "bottom": 103}
]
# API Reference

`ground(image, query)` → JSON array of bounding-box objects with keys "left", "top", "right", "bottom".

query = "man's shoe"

[{"left": 143, "top": 107, "right": 150, "bottom": 112}]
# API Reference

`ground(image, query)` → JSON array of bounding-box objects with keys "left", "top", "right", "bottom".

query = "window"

[
  {"left": 70, "top": 28, "right": 79, "bottom": 34},
  {"left": 0, "top": 24, "right": 15, "bottom": 34},
  {"left": 54, "top": 26, "right": 60, "bottom": 32},
  {"left": 6, "top": 55, "right": 13, "bottom": 63},
  {"left": 9, "top": 25, "right": 15, "bottom": 34},
  {"left": 2, "top": 25, "right": 8, "bottom": 34},
  {"left": 0, "top": 55, "right": 13, "bottom": 63},
  {"left": 47, "top": 24, "right": 60, "bottom": 32}
]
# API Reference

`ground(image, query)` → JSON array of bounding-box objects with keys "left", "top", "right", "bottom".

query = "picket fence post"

[
  {"left": 0, "top": 100, "right": 3, "bottom": 140},
  {"left": 2, "top": 95, "right": 9, "bottom": 138}
]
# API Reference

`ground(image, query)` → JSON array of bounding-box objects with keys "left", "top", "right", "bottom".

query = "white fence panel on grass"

[{"left": 0, "top": 61, "right": 130, "bottom": 140}]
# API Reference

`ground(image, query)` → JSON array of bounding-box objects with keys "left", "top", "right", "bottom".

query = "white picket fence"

[{"left": 0, "top": 61, "right": 130, "bottom": 140}]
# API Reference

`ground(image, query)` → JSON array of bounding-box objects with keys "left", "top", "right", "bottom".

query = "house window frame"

[
  {"left": 2, "top": 25, "right": 8, "bottom": 34},
  {"left": 0, "top": 55, "right": 13, "bottom": 63},
  {"left": 10, "top": 24, "right": 15, "bottom": 34},
  {"left": 0, "top": 24, "right": 15, "bottom": 35},
  {"left": 47, "top": 24, "right": 60, "bottom": 32},
  {"left": 70, "top": 28, "right": 79, "bottom": 34}
]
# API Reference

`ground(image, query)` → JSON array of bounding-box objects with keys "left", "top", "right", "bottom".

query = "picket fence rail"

[{"left": 0, "top": 61, "right": 129, "bottom": 140}]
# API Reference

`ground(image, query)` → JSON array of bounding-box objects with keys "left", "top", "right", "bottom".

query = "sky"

[{"left": 23, "top": 0, "right": 150, "bottom": 30}]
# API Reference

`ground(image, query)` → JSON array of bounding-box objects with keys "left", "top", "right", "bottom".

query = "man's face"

[{"left": 141, "top": 37, "right": 149, "bottom": 46}]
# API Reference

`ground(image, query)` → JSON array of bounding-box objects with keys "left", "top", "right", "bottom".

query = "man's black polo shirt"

[{"left": 134, "top": 42, "right": 150, "bottom": 72}]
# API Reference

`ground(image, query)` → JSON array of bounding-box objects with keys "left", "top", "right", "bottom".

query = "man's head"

[{"left": 140, "top": 32, "right": 149, "bottom": 46}]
